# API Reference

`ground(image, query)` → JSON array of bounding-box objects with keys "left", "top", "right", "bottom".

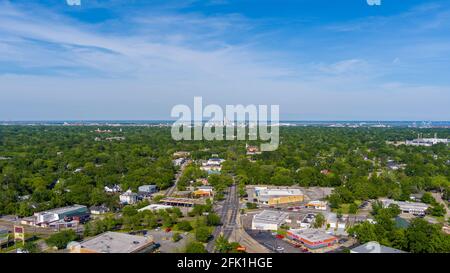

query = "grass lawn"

[
  {"left": 277, "top": 229, "right": 287, "bottom": 236},
  {"left": 0, "top": 235, "right": 41, "bottom": 253}
]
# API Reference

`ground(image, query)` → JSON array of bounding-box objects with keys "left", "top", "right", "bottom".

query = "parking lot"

[{"left": 245, "top": 229, "right": 308, "bottom": 253}]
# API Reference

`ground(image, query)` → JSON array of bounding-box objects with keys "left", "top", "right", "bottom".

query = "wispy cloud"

[{"left": 0, "top": 0, "right": 449, "bottom": 120}]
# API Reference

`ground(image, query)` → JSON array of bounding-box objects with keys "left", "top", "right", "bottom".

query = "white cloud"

[{"left": 66, "top": 0, "right": 81, "bottom": 6}]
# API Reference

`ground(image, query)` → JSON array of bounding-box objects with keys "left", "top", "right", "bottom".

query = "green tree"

[
  {"left": 172, "top": 232, "right": 182, "bottom": 242},
  {"left": 23, "top": 241, "right": 39, "bottom": 253},
  {"left": 206, "top": 213, "right": 221, "bottom": 226},
  {"left": 195, "top": 226, "right": 211, "bottom": 243},
  {"left": 313, "top": 213, "right": 325, "bottom": 228},
  {"left": 421, "top": 192, "right": 436, "bottom": 205},
  {"left": 406, "top": 218, "right": 450, "bottom": 253},
  {"left": 215, "top": 235, "right": 232, "bottom": 253},
  {"left": 348, "top": 221, "right": 378, "bottom": 243},
  {"left": 185, "top": 241, "right": 207, "bottom": 253},
  {"left": 348, "top": 203, "right": 358, "bottom": 214},
  {"left": 46, "top": 230, "right": 78, "bottom": 249},
  {"left": 386, "top": 204, "right": 401, "bottom": 218},
  {"left": 177, "top": 220, "right": 193, "bottom": 231},
  {"left": 427, "top": 203, "right": 446, "bottom": 217},
  {"left": 246, "top": 202, "right": 258, "bottom": 209}
]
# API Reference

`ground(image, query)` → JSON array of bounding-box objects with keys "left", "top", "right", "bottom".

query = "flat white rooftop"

[
  {"left": 306, "top": 200, "right": 327, "bottom": 205},
  {"left": 380, "top": 199, "right": 429, "bottom": 210},
  {"left": 253, "top": 210, "right": 289, "bottom": 225},
  {"left": 35, "top": 205, "right": 87, "bottom": 215},
  {"left": 79, "top": 232, "right": 153, "bottom": 253},
  {"left": 288, "top": 229, "right": 337, "bottom": 243},
  {"left": 138, "top": 204, "right": 173, "bottom": 212},
  {"left": 258, "top": 188, "right": 303, "bottom": 197}
]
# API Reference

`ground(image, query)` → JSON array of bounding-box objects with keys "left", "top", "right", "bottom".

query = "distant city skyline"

[{"left": 1, "top": 0, "right": 450, "bottom": 120}]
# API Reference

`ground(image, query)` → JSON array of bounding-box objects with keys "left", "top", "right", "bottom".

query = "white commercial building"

[
  {"left": 305, "top": 200, "right": 327, "bottom": 211},
  {"left": 406, "top": 134, "right": 449, "bottom": 147},
  {"left": 251, "top": 210, "right": 289, "bottom": 231},
  {"left": 138, "top": 204, "right": 173, "bottom": 212}
]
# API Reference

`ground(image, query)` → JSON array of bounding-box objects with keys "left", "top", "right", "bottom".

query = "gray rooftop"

[
  {"left": 288, "top": 229, "right": 337, "bottom": 243},
  {"left": 351, "top": 242, "right": 406, "bottom": 253},
  {"left": 80, "top": 232, "right": 153, "bottom": 253}
]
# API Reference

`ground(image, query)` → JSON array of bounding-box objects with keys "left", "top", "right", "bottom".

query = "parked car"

[{"left": 276, "top": 246, "right": 284, "bottom": 253}]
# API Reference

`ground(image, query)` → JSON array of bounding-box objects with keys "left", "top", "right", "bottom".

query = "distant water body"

[{"left": 1, "top": 120, "right": 450, "bottom": 128}]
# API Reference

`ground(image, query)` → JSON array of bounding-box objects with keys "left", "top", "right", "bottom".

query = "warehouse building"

[
  {"left": 286, "top": 229, "right": 338, "bottom": 249},
  {"left": 69, "top": 232, "right": 156, "bottom": 253},
  {"left": 35, "top": 205, "right": 89, "bottom": 224},
  {"left": 251, "top": 210, "right": 289, "bottom": 231},
  {"left": 20, "top": 205, "right": 89, "bottom": 228},
  {"left": 33, "top": 205, "right": 89, "bottom": 225},
  {"left": 380, "top": 199, "right": 429, "bottom": 216},
  {"left": 254, "top": 187, "right": 304, "bottom": 205}
]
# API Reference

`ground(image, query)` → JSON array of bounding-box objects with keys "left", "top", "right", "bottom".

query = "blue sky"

[{"left": 1, "top": 0, "right": 450, "bottom": 120}]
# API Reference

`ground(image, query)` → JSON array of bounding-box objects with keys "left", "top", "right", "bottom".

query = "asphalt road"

[
  {"left": 165, "top": 161, "right": 189, "bottom": 196},
  {"left": 206, "top": 183, "right": 238, "bottom": 253},
  {"left": 0, "top": 219, "right": 55, "bottom": 237}
]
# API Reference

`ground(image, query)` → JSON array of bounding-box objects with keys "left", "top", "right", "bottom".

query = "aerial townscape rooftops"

[{"left": 1, "top": 0, "right": 450, "bottom": 260}]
